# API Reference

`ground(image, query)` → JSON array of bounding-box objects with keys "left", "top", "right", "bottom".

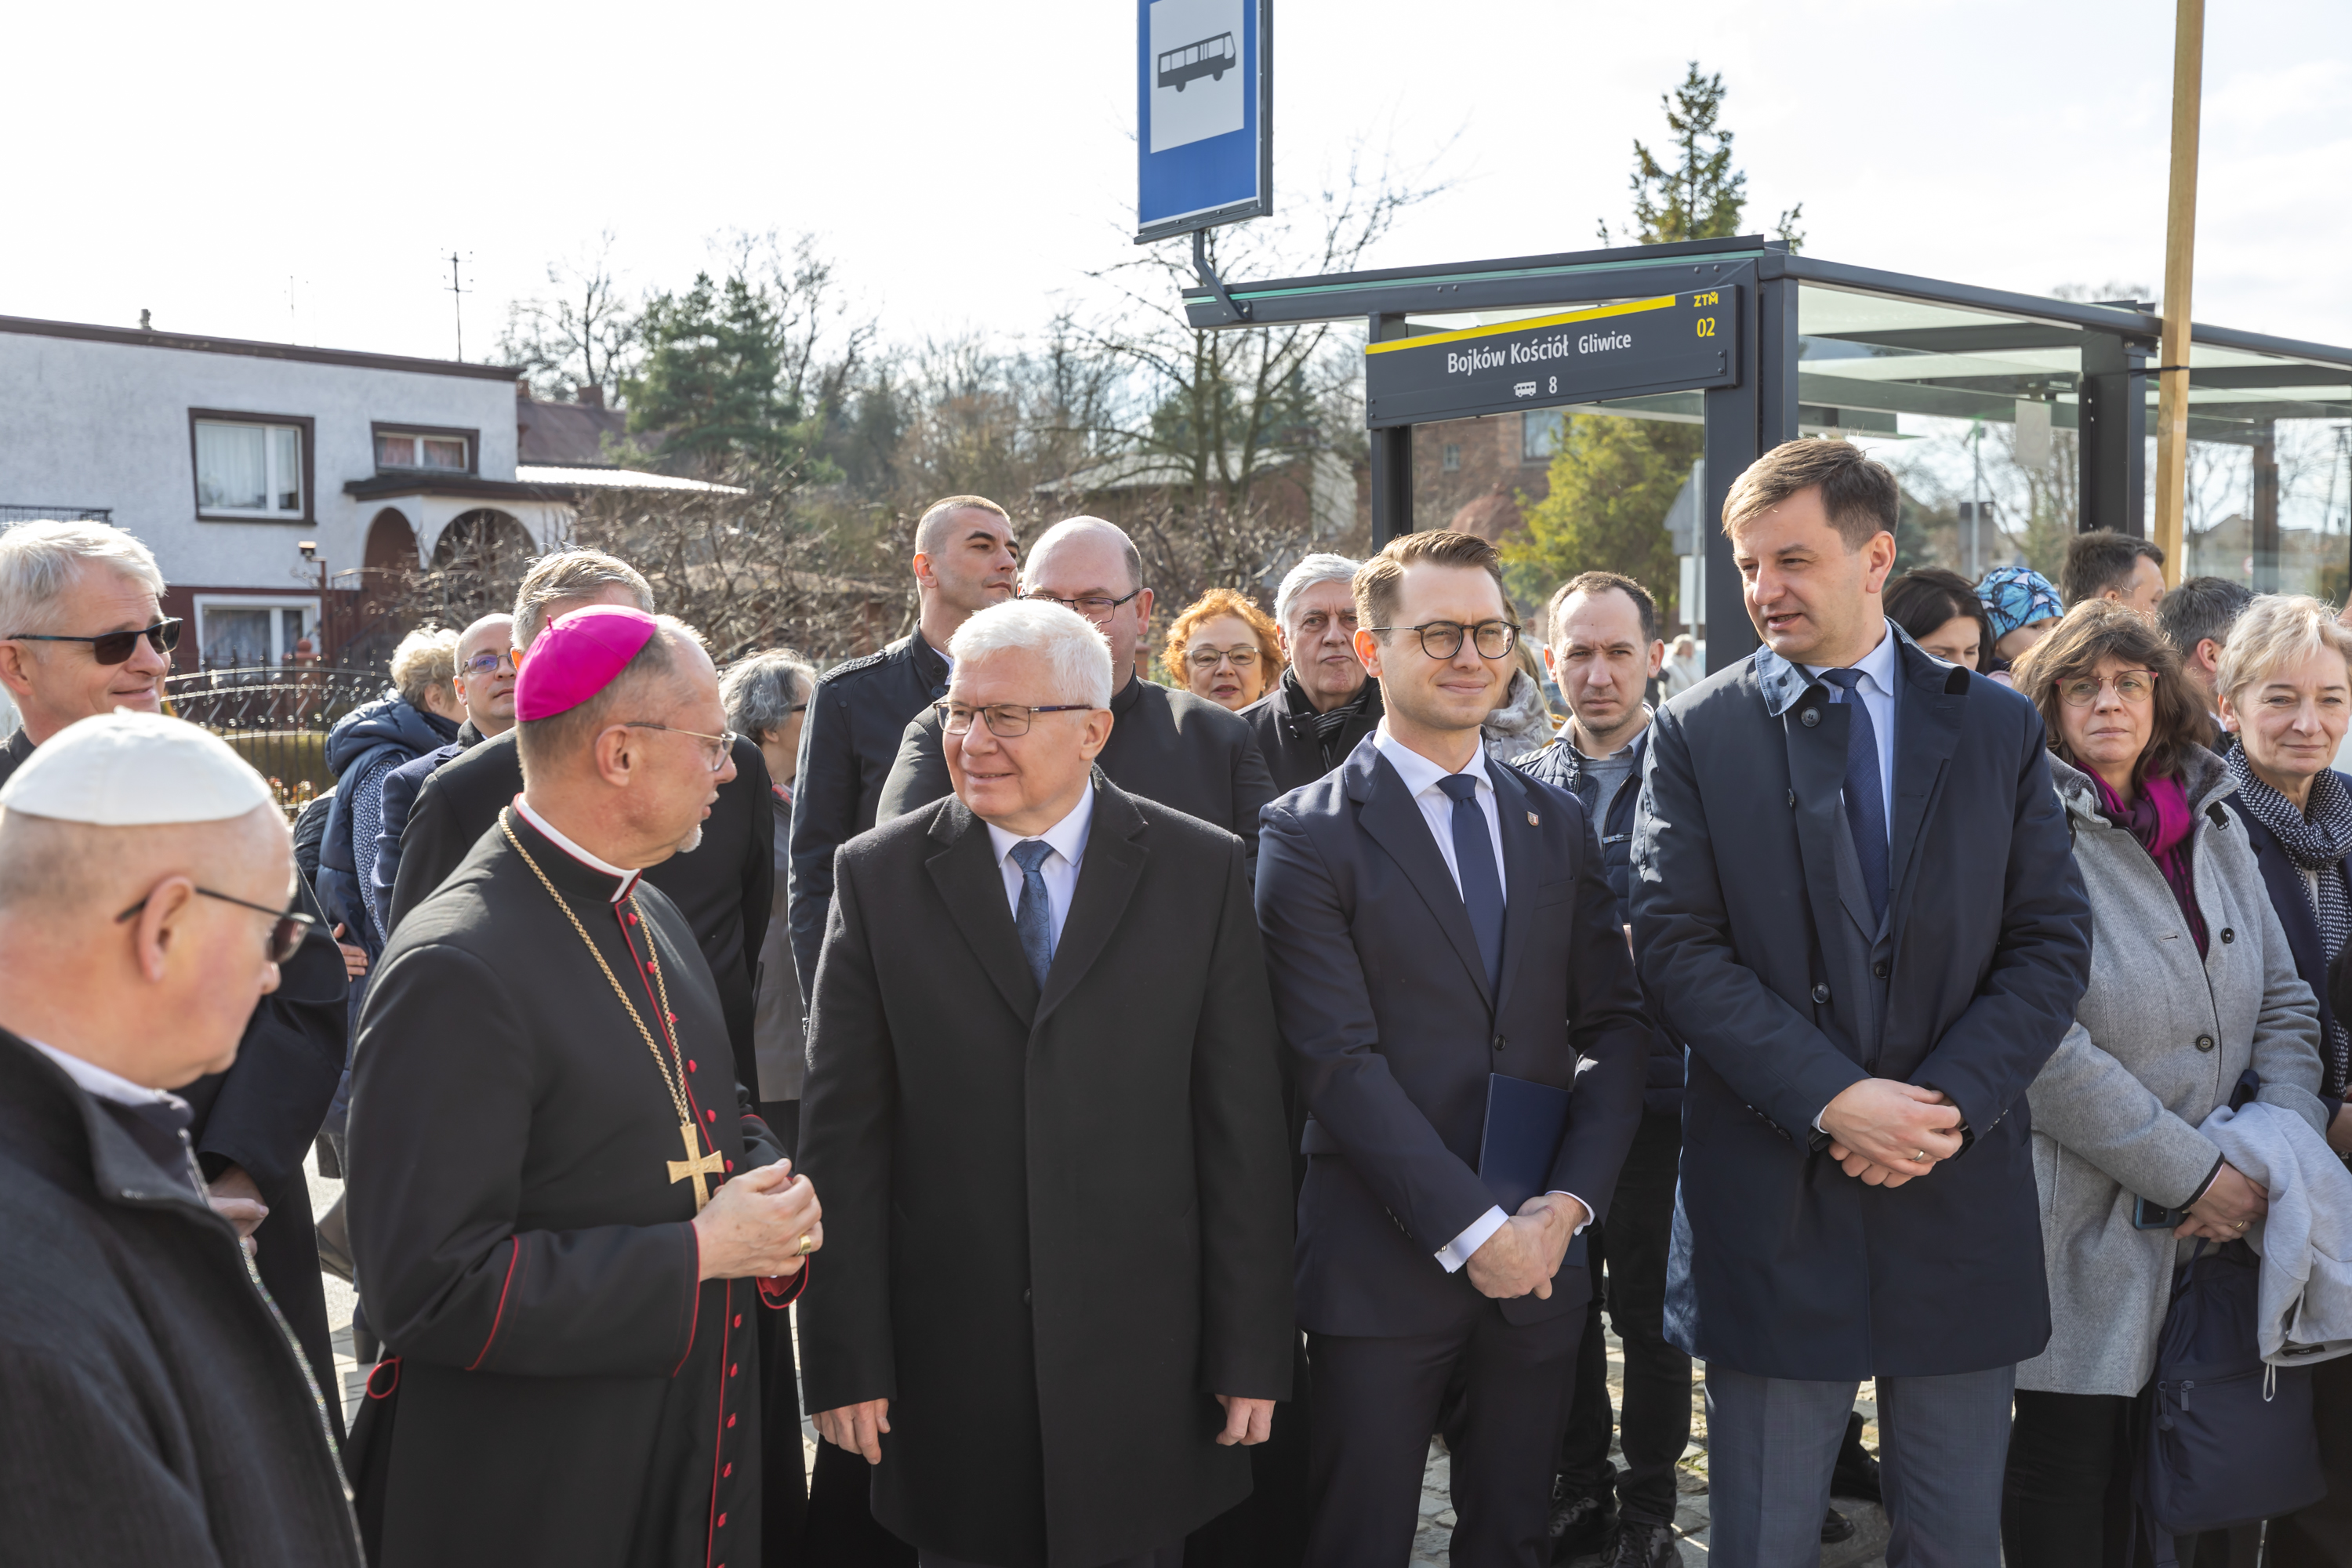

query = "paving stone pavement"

[{"left": 313, "top": 1155, "right": 1887, "bottom": 1563}]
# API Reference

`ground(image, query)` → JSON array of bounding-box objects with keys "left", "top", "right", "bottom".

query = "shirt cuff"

[
  {"left": 1547, "top": 1190, "right": 1593, "bottom": 1234},
  {"left": 1436, "top": 1207, "right": 1508, "bottom": 1272}
]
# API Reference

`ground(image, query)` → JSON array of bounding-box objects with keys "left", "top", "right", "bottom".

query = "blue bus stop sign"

[{"left": 1136, "top": 0, "right": 1270, "bottom": 243}]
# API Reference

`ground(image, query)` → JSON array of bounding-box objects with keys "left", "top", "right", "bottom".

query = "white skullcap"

[{"left": 0, "top": 710, "right": 274, "bottom": 826}]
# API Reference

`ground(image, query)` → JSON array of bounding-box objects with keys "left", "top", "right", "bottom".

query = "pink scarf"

[{"left": 2093, "top": 770, "right": 2206, "bottom": 955}]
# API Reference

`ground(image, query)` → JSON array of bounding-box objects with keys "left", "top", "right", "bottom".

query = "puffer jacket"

[
  {"left": 317, "top": 695, "right": 457, "bottom": 956},
  {"left": 2018, "top": 746, "right": 2329, "bottom": 1396}
]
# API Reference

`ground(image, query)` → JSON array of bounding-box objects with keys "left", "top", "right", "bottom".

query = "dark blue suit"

[
  {"left": 1257, "top": 736, "right": 1649, "bottom": 1567},
  {"left": 1632, "top": 628, "right": 2092, "bottom": 1563}
]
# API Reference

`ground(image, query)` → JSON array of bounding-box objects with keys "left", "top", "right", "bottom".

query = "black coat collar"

[{"left": 0, "top": 1029, "right": 222, "bottom": 1224}]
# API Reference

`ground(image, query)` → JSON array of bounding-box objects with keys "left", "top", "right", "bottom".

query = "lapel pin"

[{"left": 1526, "top": 811, "right": 1540, "bottom": 826}]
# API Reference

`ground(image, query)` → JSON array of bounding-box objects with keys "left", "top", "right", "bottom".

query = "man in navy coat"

[
  {"left": 1257, "top": 529, "right": 1650, "bottom": 1568},
  {"left": 1632, "top": 441, "right": 2092, "bottom": 1566}
]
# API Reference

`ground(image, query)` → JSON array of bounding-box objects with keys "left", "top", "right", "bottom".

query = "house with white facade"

[{"left": 0, "top": 314, "right": 726, "bottom": 668}]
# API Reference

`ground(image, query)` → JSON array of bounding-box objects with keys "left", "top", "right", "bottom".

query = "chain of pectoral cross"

[{"left": 500, "top": 813, "right": 727, "bottom": 1210}]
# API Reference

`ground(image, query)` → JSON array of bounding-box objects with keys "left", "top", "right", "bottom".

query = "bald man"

[
  {"left": 877, "top": 516, "right": 1278, "bottom": 875},
  {"left": 788, "top": 494, "right": 1019, "bottom": 1003},
  {"left": 0, "top": 713, "right": 363, "bottom": 1565}
]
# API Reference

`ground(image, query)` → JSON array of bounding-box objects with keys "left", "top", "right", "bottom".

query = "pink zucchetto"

[{"left": 514, "top": 605, "right": 661, "bottom": 721}]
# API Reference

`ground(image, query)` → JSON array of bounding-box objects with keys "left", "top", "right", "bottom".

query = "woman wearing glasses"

[
  {"left": 1164, "top": 588, "right": 1281, "bottom": 712},
  {"left": 2000, "top": 599, "right": 2328, "bottom": 1566}
]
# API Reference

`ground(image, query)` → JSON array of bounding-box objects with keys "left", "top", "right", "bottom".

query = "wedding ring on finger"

[
  {"left": 796, "top": 1231, "right": 818, "bottom": 1255},
  {"left": 1913, "top": 1149, "right": 1928, "bottom": 1163}
]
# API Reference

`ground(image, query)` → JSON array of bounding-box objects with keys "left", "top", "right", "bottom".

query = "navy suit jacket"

[
  {"left": 1255, "top": 735, "right": 1650, "bottom": 1338},
  {"left": 2234, "top": 782, "right": 2350, "bottom": 1110},
  {"left": 1632, "top": 630, "right": 2092, "bottom": 1380}
]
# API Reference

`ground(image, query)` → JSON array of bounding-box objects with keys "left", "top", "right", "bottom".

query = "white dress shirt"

[
  {"left": 1802, "top": 618, "right": 1899, "bottom": 847},
  {"left": 514, "top": 796, "right": 642, "bottom": 901},
  {"left": 24, "top": 1036, "right": 189, "bottom": 1112},
  {"left": 985, "top": 785, "right": 1094, "bottom": 955},
  {"left": 1371, "top": 723, "right": 1588, "bottom": 1273}
]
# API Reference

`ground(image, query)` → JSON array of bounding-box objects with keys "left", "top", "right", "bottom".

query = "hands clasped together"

[
  {"left": 1820, "top": 1078, "right": 1963, "bottom": 1187},
  {"left": 1465, "top": 1192, "right": 1589, "bottom": 1302}
]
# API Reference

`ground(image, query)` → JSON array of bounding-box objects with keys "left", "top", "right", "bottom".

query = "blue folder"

[{"left": 1477, "top": 1073, "right": 1586, "bottom": 1267}]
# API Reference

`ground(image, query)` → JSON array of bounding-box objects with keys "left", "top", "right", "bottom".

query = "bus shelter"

[{"left": 1180, "top": 234, "right": 2352, "bottom": 671}]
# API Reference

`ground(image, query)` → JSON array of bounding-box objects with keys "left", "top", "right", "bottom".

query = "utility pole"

[
  {"left": 2152, "top": 0, "right": 2205, "bottom": 586},
  {"left": 445, "top": 252, "right": 473, "bottom": 361}
]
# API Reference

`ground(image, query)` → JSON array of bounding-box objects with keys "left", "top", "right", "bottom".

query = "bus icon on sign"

[
  {"left": 1158, "top": 32, "right": 1236, "bottom": 91},
  {"left": 1513, "top": 381, "right": 1537, "bottom": 398}
]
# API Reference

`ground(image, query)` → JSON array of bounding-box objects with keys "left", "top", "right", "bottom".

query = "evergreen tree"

[{"left": 627, "top": 272, "right": 805, "bottom": 470}]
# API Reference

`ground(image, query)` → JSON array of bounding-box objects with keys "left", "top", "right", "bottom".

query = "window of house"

[
  {"left": 1523, "top": 409, "right": 1563, "bottom": 463},
  {"left": 196, "top": 600, "right": 317, "bottom": 669},
  {"left": 375, "top": 430, "right": 470, "bottom": 471},
  {"left": 194, "top": 419, "right": 304, "bottom": 516},
  {"left": 1442, "top": 443, "right": 1462, "bottom": 471}
]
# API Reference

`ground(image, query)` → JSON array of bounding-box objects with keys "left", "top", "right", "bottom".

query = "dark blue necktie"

[
  {"left": 1819, "top": 668, "right": 1889, "bottom": 924},
  {"left": 1009, "top": 839, "right": 1055, "bottom": 986},
  {"left": 1436, "top": 773, "right": 1505, "bottom": 993}
]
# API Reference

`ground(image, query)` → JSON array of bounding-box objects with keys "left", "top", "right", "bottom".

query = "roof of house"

[
  {"left": 515, "top": 396, "right": 637, "bottom": 463},
  {"left": 0, "top": 313, "right": 523, "bottom": 382}
]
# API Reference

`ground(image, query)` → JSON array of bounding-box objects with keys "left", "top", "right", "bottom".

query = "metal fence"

[
  {"left": 0, "top": 504, "right": 112, "bottom": 524},
  {"left": 165, "top": 666, "right": 387, "bottom": 815}
]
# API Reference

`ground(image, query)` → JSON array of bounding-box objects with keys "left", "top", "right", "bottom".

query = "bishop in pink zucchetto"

[
  {"left": 512, "top": 603, "right": 663, "bottom": 721},
  {"left": 343, "top": 598, "right": 822, "bottom": 1567}
]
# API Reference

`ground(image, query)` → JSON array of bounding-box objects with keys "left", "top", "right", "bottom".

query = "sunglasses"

[
  {"left": 114, "top": 885, "right": 315, "bottom": 964},
  {"left": 7, "top": 618, "right": 182, "bottom": 666}
]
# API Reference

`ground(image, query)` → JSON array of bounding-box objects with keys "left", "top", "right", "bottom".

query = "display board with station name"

[{"left": 1363, "top": 289, "right": 1739, "bottom": 428}]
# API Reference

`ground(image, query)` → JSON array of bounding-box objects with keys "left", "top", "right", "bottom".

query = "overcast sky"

[{"left": 9, "top": 0, "right": 2349, "bottom": 362}]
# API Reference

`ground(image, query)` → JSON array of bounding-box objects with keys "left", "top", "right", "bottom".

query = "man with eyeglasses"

[
  {"left": 369, "top": 612, "right": 516, "bottom": 932},
  {"left": 0, "top": 520, "right": 358, "bottom": 1436},
  {"left": 1240, "top": 553, "right": 1385, "bottom": 794},
  {"left": 797, "top": 597, "right": 1292, "bottom": 1568},
  {"left": 348, "top": 606, "right": 819, "bottom": 1568},
  {"left": 1254, "top": 529, "right": 1650, "bottom": 1568},
  {"left": 0, "top": 712, "right": 365, "bottom": 1566},
  {"left": 877, "top": 515, "right": 1277, "bottom": 877}
]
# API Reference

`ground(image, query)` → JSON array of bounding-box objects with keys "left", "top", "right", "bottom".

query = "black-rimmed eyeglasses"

[
  {"left": 1363, "top": 619, "right": 1521, "bottom": 660},
  {"left": 7, "top": 619, "right": 181, "bottom": 666},
  {"left": 935, "top": 700, "right": 1094, "bottom": 738},
  {"left": 114, "top": 887, "right": 314, "bottom": 964}
]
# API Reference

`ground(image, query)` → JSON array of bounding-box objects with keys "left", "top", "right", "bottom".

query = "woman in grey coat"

[{"left": 2000, "top": 601, "right": 2329, "bottom": 1568}]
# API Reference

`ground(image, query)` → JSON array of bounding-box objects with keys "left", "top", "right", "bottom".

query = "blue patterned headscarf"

[{"left": 1976, "top": 565, "right": 2063, "bottom": 639}]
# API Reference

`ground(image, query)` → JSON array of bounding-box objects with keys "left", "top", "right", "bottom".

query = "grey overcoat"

[{"left": 2020, "top": 746, "right": 2329, "bottom": 1396}]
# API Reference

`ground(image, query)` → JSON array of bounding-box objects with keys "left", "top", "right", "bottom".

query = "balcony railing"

[{"left": 0, "top": 504, "right": 112, "bottom": 524}]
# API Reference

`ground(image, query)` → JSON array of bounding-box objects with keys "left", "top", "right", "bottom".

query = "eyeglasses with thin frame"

[
  {"left": 114, "top": 886, "right": 314, "bottom": 964},
  {"left": 620, "top": 721, "right": 738, "bottom": 771},
  {"left": 6, "top": 618, "right": 182, "bottom": 666},
  {"left": 935, "top": 700, "right": 1094, "bottom": 738},
  {"left": 1363, "top": 619, "right": 1521, "bottom": 661},
  {"left": 463, "top": 648, "right": 520, "bottom": 677},
  {"left": 2058, "top": 670, "right": 2157, "bottom": 708},
  {"left": 1021, "top": 587, "right": 1142, "bottom": 624},
  {"left": 1188, "top": 644, "right": 1263, "bottom": 672}
]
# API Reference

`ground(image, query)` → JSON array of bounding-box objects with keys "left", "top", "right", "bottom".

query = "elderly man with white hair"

[
  {"left": 798, "top": 597, "right": 1295, "bottom": 1568},
  {"left": 876, "top": 514, "right": 1279, "bottom": 874},
  {"left": 0, "top": 712, "right": 364, "bottom": 1564},
  {"left": 1240, "top": 551, "right": 1383, "bottom": 793}
]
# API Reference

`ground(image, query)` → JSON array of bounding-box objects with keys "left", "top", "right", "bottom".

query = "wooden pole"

[{"left": 2152, "top": 0, "right": 2205, "bottom": 585}]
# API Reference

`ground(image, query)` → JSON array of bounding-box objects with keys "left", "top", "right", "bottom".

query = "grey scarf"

[{"left": 2229, "top": 746, "right": 2352, "bottom": 1093}]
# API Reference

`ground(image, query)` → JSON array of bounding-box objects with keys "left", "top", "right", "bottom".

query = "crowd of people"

[{"left": 2, "top": 437, "right": 2351, "bottom": 1568}]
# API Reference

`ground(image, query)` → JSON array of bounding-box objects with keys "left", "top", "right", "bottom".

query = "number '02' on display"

[{"left": 1697, "top": 317, "right": 1717, "bottom": 337}]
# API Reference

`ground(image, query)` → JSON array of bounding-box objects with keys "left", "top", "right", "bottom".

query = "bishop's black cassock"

[{"left": 348, "top": 805, "right": 787, "bottom": 1568}]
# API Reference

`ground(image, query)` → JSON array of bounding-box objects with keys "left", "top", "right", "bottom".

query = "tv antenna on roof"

[{"left": 445, "top": 251, "right": 474, "bottom": 361}]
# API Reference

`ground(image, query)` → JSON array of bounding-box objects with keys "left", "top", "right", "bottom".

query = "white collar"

[
  {"left": 512, "top": 796, "right": 642, "bottom": 902},
  {"left": 1806, "top": 618, "right": 1900, "bottom": 695},
  {"left": 983, "top": 782, "right": 1097, "bottom": 871},
  {"left": 1374, "top": 720, "right": 1494, "bottom": 797},
  {"left": 23, "top": 1036, "right": 189, "bottom": 1112}
]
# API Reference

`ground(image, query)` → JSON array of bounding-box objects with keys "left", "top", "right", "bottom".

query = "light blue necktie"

[{"left": 1009, "top": 839, "right": 1056, "bottom": 987}]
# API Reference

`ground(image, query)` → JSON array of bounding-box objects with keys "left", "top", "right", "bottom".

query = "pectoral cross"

[{"left": 667, "top": 1121, "right": 724, "bottom": 1211}]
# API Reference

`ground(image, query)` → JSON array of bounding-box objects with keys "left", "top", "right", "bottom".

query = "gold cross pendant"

[{"left": 667, "top": 1121, "right": 724, "bottom": 1211}]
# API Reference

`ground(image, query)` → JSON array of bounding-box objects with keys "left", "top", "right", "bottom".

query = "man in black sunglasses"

[
  {"left": 0, "top": 520, "right": 355, "bottom": 1440},
  {"left": 0, "top": 519, "right": 176, "bottom": 779}
]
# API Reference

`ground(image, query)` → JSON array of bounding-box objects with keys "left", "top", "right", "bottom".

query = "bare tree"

[{"left": 499, "top": 230, "right": 644, "bottom": 403}]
